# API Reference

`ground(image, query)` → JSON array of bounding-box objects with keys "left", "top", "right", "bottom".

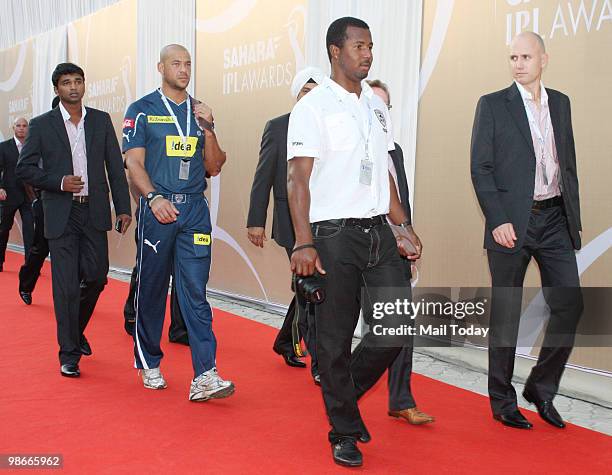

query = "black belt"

[
  {"left": 312, "top": 215, "right": 386, "bottom": 229},
  {"left": 532, "top": 195, "right": 563, "bottom": 210},
  {"left": 159, "top": 193, "right": 202, "bottom": 204},
  {"left": 73, "top": 195, "right": 89, "bottom": 203}
]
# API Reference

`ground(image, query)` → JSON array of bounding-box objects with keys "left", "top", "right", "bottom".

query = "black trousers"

[
  {"left": 123, "top": 227, "right": 187, "bottom": 341},
  {"left": 272, "top": 247, "right": 318, "bottom": 376},
  {"left": 0, "top": 200, "right": 34, "bottom": 264},
  {"left": 313, "top": 221, "right": 406, "bottom": 443},
  {"left": 487, "top": 205, "right": 582, "bottom": 415},
  {"left": 19, "top": 198, "right": 49, "bottom": 293},
  {"left": 387, "top": 264, "right": 416, "bottom": 411},
  {"left": 48, "top": 202, "right": 109, "bottom": 365}
]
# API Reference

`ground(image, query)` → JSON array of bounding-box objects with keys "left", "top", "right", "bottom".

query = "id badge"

[
  {"left": 359, "top": 159, "right": 373, "bottom": 186},
  {"left": 179, "top": 159, "right": 190, "bottom": 180}
]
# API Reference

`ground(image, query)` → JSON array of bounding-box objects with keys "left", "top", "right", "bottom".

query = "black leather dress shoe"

[
  {"left": 80, "top": 336, "right": 92, "bottom": 356},
  {"left": 331, "top": 437, "right": 362, "bottom": 467},
  {"left": 19, "top": 291, "right": 32, "bottom": 305},
  {"left": 313, "top": 374, "right": 321, "bottom": 386},
  {"left": 523, "top": 389, "right": 565, "bottom": 428},
  {"left": 60, "top": 364, "right": 80, "bottom": 377},
  {"left": 493, "top": 410, "right": 533, "bottom": 429},
  {"left": 282, "top": 354, "right": 306, "bottom": 368}
]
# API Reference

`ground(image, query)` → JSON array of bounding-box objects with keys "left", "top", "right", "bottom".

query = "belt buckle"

[{"left": 172, "top": 193, "right": 186, "bottom": 204}]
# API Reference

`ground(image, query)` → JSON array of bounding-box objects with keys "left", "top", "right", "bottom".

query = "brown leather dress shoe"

[{"left": 388, "top": 407, "right": 435, "bottom": 425}]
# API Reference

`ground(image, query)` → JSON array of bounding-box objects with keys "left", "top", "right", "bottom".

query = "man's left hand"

[{"left": 116, "top": 214, "right": 132, "bottom": 234}]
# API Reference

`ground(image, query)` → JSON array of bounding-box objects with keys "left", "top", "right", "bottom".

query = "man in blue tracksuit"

[{"left": 123, "top": 44, "right": 232, "bottom": 401}]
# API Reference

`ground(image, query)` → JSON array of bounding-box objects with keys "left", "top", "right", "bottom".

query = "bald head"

[
  {"left": 12, "top": 117, "right": 28, "bottom": 141},
  {"left": 159, "top": 44, "right": 189, "bottom": 63},
  {"left": 158, "top": 44, "right": 191, "bottom": 92},
  {"left": 511, "top": 31, "right": 546, "bottom": 54}
]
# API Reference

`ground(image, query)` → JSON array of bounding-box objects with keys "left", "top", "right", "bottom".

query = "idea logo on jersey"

[
  {"left": 193, "top": 233, "right": 211, "bottom": 245},
  {"left": 165, "top": 136, "right": 199, "bottom": 157}
]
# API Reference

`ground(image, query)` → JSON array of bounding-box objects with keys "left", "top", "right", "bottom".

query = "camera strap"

[{"left": 292, "top": 275, "right": 308, "bottom": 357}]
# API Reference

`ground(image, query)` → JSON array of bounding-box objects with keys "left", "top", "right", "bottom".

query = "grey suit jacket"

[
  {"left": 16, "top": 106, "right": 131, "bottom": 239},
  {"left": 470, "top": 83, "right": 581, "bottom": 253},
  {"left": 247, "top": 113, "right": 295, "bottom": 250}
]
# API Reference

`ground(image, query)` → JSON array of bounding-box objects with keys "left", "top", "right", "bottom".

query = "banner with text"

[
  {"left": 195, "top": 0, "right": 307, "bottom": 305},
  {"left": 416, "top": 0, "right": 612, "bottom": 372}
]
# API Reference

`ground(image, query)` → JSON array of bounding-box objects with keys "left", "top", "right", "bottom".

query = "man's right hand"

[
  {"left": 0, "top": 188, "right": 6, "bottom": 201},
  {"left": 492, "top": 222, "right": 517, "bottom": 248},
  {"left": 247, "top": 226, "right": 267, "bottom": 248},
  {"left": 150, "top": 198, "right": 179, "bottom": 224},
  {"left": 62, "top": 175, "right": 84, "bottom": 193},
  {"left": 290, "top": 246, "right": 326, "bottom": 277}
]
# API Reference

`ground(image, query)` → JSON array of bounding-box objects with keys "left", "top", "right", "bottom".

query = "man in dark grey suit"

[
  {"left": 247, "top": 67, "right": 322, "bottom": 378},
  {"left": 369, "top": 79, "right": 434, "bottom": 426},
  {"left": 17, "top": 63, "right": 132, "bottom": 378},
  {"left": 471, "top": 32, "right": 582, "bottom": 429},
  {"left": 0, "top": 117, "right": 35, "bottom": 271}
]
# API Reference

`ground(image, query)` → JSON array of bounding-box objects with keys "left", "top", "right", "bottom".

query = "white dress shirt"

[
  {"left": 59, "top": 102, "right": 88, "bottom": 196},
  {"left": 287, "top": 77, "right": 394, "bottom": 222}
]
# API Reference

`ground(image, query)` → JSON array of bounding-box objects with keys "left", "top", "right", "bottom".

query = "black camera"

[{"left": 293, "top": 273, "right": 326, "bottom": 304}]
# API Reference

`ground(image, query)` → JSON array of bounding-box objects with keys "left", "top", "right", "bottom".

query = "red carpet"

[{"left": 0, "top": 250, "right": 610, "bottom": 474}]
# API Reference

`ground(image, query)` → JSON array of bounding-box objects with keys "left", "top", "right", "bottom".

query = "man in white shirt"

[{"left": 287, "top": 17, "right": 420, "bottom": 467}]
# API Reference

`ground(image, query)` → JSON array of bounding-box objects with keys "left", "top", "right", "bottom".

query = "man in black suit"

[
  {"left": 18, "top": 97, "right": 60, "bottom": 306},
  {"left": 247, "top": 67, "right": 322, "bottom": 379},
  {"left": 17, "top": 63, "right": 132, "bottom": 378},
  {"left": 0, "top": 117, "right": 35, "bottom": 271},
  {"left": 471, "top": 32, "right": 583, "bottom": 429},
  {"left": 369, "top": 79, "right": 434, "bottom": 426}
]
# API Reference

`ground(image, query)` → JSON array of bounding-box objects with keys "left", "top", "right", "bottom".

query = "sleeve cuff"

[{"left": 287, "top": 148, "right": 319, "bottom": 160}]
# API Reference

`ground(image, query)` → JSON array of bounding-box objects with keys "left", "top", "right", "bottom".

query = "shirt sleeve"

[
  {"left": 287, "top": 100, "right": 321, "bottom": 160},
  {"left": 122, "top": 102, "right": 147, "bottom": 152}
]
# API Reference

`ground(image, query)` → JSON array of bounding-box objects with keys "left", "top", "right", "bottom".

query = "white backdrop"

[
  {"left": 136, "top": 0, "right": 196, "bottom": 97},
  {"left": 32, "top": 26, "right": 68, "bottom": 115},
  {"left": 0, "top": 0, "right": 119, "bottom": 50}
]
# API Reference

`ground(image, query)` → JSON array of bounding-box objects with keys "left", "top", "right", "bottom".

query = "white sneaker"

[
  {"left": 189, "top": 367, "right": 235, "bottom": 402},
  {"left": 140, "top": 367, "right": 167, "bottom": 389}
]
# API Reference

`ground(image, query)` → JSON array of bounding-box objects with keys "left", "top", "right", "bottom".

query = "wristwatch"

[
  {"left": 146, "top": 191, "right": 163, "bottom": 208},
  {"left": 199, "top": 117, "right": 215, "bottom": 132}
]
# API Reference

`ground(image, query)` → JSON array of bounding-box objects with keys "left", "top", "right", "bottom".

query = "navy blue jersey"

[{"left": 122, "top": 90, "right": 206, "bottom": 194}]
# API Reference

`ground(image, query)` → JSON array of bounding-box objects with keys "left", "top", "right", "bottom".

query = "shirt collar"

[
  {"left": 515, "top": 80, "right": 548, "bottom": 105},
  {"left": 59, "top": 101, "right": 87, "bottom": 122},
  {"left": 325, "top": 76, "right": 374, "bottom": 101},
  {"left": 14, "top": 136, "right": 23, "bottom": 148}
]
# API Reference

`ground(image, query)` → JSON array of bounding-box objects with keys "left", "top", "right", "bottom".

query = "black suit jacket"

[
  {"left": 16, "top": 107, "right": 131, "bottom": 240},
  {"left": 247, "top": 113, "right": 295, "bottom": 250},
  {"left": 0, "top": 138, "right": 27, "bottom": 207},
  {"left": 389, "top": 143, "right": 412, "bottom": 223},
  {"left": 470, "top": 83, "right": 581, "bottom": 253}
]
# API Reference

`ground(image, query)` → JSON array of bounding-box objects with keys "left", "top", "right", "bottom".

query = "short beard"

[{"left": 165, "top": 76, "right": 189, "bottom": 92}]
